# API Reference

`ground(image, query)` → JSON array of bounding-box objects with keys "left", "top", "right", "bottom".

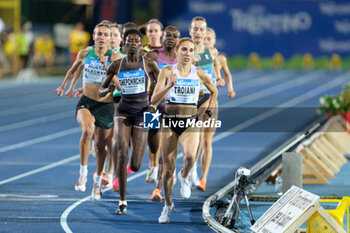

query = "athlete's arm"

[
  {"left": 150, "top": 66, "right": 175, "bottom": 106},
  {"left": 145, "top": 50, "right": 159, "bottom": 62},
  {"left": 210, "top": 47, "right": 225, "bottom": 87},
  {"left": 59, "top": 48, "right": 89, "bottom": 98},
  {"left": 197, "top": 68, "right": 218, "bottom": 120},
  {"left": 55, "top": 50, "right": 86, "bottom": 96},
  {"left": 99, "top": 60, "right": 121, "bottom": 97},
  {"left": 145, "top": 57, "right": 160, "bottom": 99},
  {"left": 219, "top": 54, "right": 236, "bottom": 98},
  {"left": 65, "top": 64, "right": 83, "bottom": 98}
]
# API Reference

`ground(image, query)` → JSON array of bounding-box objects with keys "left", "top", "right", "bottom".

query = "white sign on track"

[{"left": 251, "top": 186, "right": 319, "bottom": 233}]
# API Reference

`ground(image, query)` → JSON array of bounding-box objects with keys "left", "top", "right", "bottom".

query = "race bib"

[
  {"left": 169, "top": 78, "right": 200, "bottom": 104},
  {"left": 119, "top": 70, "right": 146, "bottom": 94},
  {"left": 83, "top": 58, "right": 110, "bottom": 84}
]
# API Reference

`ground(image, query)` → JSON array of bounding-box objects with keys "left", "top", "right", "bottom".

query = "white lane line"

[
  {"left": 60, "top": 71, "right": 349, "bottom": 233},
  {"left": 0, "top": 99, "right": 71, "bottom": 117},
  {"left": 221, "top": 70, "right": 323, "bottom": 107},
  {"left": 0, "top": 194, "right": 58, "bottom": 198},
  {"left": 214, "top": 71, "right": 350, "bottom": 143},
  {"left": 60, "top": 168, "right": 149, "bottom": 233},
  {"left": 0, "top": 127, "right": 80, "bottom": 154},
  {"left": 0, "top": 71, "right": 293, "bottom": 152},
  {"left": 0, "top": 154, "right": 80, "bottom": 185},
  {"left": 236, "top": 70, "right": 291, "bottom": 90},
  {"left": 0, "top": 111, "right": 73, "bottom": 132}
]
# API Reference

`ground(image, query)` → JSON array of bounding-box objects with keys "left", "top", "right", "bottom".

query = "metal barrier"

[{"left": 202, "top": 115, "right": 327, "bottom": 232}]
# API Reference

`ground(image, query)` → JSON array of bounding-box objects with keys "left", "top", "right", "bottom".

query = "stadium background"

[{"left": 1, "top": 0, "right": 350, "bottom": 75}]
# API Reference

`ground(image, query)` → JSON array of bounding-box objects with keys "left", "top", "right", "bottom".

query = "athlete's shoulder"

[
  {"left": 218, "top": 53, "right": 227, "bottom": 63},
  {"left": 76, "top": 47, "right": 91, "bottom": 60},
  {"left": 145, "top": 50, "right": 159, "bottom": 62},
  {"left": 208, "top": 47, "right": 218, "bottom": 56}
]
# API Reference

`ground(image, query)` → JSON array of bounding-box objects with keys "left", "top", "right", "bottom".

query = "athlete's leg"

[
  {"left": 146, "top": 129, "right": 161, "bottom": 183},
  {"left": 94, "top": 127, "right": 113, "bottom": 176},
  {"left": 161, "top": 128, "right": 179, "bottom": 206},
  {"left": 179, "top": 129, "right": 200, "bottom": 178},
  {"left": 198, "top": 102, "right": 218, "bottom": 191},
  {"left": 129, "top": 126, "right": 148, "bottom": 172},
  {"left": 76, "top": 108, "right": 95, "bottom": 166},
  {"left": 115, "top": 117, "right": 132, "bottom": 202}
]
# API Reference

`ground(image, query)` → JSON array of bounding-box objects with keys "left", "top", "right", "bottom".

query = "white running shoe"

[
  {"left": 177, "top": 170, "right": 191, "bottom": 199},
  {"left": 91, "top": 173, "right": 102, "bottom": 200},
  {"left": 148, "top": 166, "right": 159, "bottom": 184},
  {"left": 189, "top": 163, "right": 200, "bottom": 187},
  {"left": 158, "top": 203, "right": 175, "bottom": 224},
  {"left": 74, "top": 174, "right": 87, "bottom": 192},
  {"left": 105, "top": 173, "right": 113, "bottom": 188}
]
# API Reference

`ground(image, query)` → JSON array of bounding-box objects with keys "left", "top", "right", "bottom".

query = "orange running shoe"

[
  {"left": 94, "top": 172, "right": 109, "bottom": 187},
  {"left": 151, "top": 188, "right": 163, "bottom": 202},
  {"left": 197, "top": 179, "right": 206, "bottom": 192}
]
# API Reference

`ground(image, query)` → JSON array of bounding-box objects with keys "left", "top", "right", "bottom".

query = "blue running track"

[{"left": 0, "top": 70, "right": 349, "bottom": 233}]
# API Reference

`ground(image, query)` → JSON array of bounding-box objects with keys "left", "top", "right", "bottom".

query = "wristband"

[{"left": 149, "top": 104, "right": 157, "bottom": 111}]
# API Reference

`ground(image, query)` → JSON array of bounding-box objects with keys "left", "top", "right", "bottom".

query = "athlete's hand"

[
  {"left": 192, "top": 55, "right": 200, "bottom": 65},
  {"left": 108, "top": 83, "right": 116, "bottom": 92},
  {"left": 99, "top": 55, "right": 108, "bottom": 69},
  {"left": 198, "top": 89, "right": 204, "bottom": 98},
  {"left": 217, "top": 77, "right": 225, "bottom": 86},
  {"left": 74, "top": 88, "right": 83, "bottom": 98},
  {"left": 198, "top": 111, "right": 210, "bottom": 121},
  {"left": 55, "top": 86, "right": 64, "bottom": 96},
  {"left": 228, "top": 89, "right": 236, "bottom": 98},
  {"left": 65, "top": 87, "right": 74, "bottom": 99},
  {"left": 167, "top": 71, "right": 177, "bottom": 88}
]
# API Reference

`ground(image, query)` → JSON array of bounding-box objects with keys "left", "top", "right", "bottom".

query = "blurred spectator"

[
  {"left": 2, "top": 29, "right": 16, "bottom": 74},
  {"left": 138, "top": 24, "right": 149, "bottom": 47},
  {"left": 33, "top": 33, "right": 55, "bottom": 75},
  {"left": 69, "top": 22, "right": 90, "bottom": 64},
  {"left": 0, "top": 18, "right": 4, "bottom": 34},
  {"left": 16, "top": 24, "right": 31, "bottom": 72},
  {"left": 0, "top": 19, "right": 10, "bottom": 76}
]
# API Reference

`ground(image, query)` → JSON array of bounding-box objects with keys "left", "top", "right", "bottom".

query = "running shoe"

[
  {"left": 189, "top": 163, "right": 200, "bottom": 187},
  {"left": 158, "top": 203, "right": 174, "bottom": 224},
  {"left": 112, "top": 177, "right": 120, "bottom": 192},
  {"left": 74, "top": 174, "right": 87, "bottom": 192},
  {"left": 127, "top": 163, "right": 134, "bottom": 174},
  {"left": 115, "top": 204, "right": 127, "bottom": 215},
  {"left": 147, "top": 166, "right": 158, "bottom": 184},
  {"left": 91, "top": 173, "right": 102, "bottom": 200},
  {"left": 102, "top": 173, "right": 109, "bottom": 187},
  {"left": 105, "top": 173, "right": 113, "bottom": 188},
  {"left": 177, "top": 170, "right": 191, "bottom": 199},
  {"left": 94, "top": 172, "right": 110, "bottom": 187},
  {"left": 197, "top": 179, "right": 206, "bottom": 192},
  {"left": 151, "top": 188, "right": 162, "bottom": 202}
]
